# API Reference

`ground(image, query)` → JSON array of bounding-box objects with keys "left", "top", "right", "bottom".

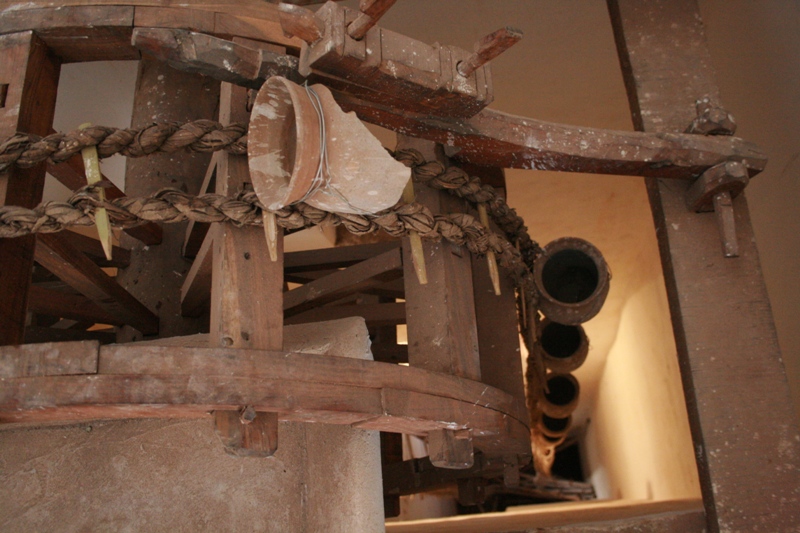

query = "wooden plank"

[
  {"left": 114, "top": 55, "right": 219, "bottom": 341},
  {"left": 284, "top": 301, "right": 406, "bottom": 327},
  {"left": 209, "top": 39, "right": 284, "bottom": 457},
  {"left": 46, "top": 150, "right": 163, "bottom": 245},
  {"left": 27, "top": 285, "right": 125, "bottom": 326},
  {"left": 283, "top": 248, "right": 403, "bottom": 317},
  {"left": 0, "top": 31, "right": 60, "bottom": 345},
  {"left": 609, "top": 1, "right": 800, "bottom": 531},
  {"left": 23, "top": 326, "right": 115, "bottom": 346},
  {"left": 0, "top": 340, "right": 98, "bottom": 378},
  {"left": 34, "top": 232, "right": 158, "bottom": 335},
  {"left": 399, "top": 137, "right": 481, "bottom": 381},
  {"left": 332, "top": 90, "right": 767, "bottom": 179},
  {"left": 97, "top": 344, "right": 527, "bottom": 425},
  {"left": 180, "top": 225, "right": 214, "bottom": 317},
  {"left": 57, "top": 230, "right": 130, "bottom": 269}
]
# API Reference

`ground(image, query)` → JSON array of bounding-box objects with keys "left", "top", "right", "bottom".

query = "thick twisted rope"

[{"left": 0, "top": 120, "right": 248, "bottom": 172}]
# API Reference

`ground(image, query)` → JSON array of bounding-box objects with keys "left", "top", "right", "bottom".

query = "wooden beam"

[
  {"left": 0, "top": 31, "right": 60, "bottom": 345},
  {"left": 0, "top": 340, "right": 98, "bottom": 378},
  {"left": 609, "top": 1, "right": 800, "bottom": 531},
  {"left": 209, "top": 40, "right": 284, "bottom": 457},
  {"left": 335, "top": 90, "right": 766, "bottom": 179},
  {"left": 399, "top": 137, "right": 481, "bottom": 381},
  {"left": 27, "top": 285, "right": 124, "bottom": 326},
  {"left": 23, "top": 325, "right": 116, "bottom": 345},
  {"left": 114, "top": 55, "right": 219, "bottom": 342},
  {"left": 182, "top": 153, "right": 217, "bottom": 258},
  {"left": 285, "top": 241, "right": 400, "bottom": 273},
  {"left": 34, "top": 233, "right": 158, "bottom": 335},
  {"left": 283, "top": 248, "right": 403, "bottom": 318}
]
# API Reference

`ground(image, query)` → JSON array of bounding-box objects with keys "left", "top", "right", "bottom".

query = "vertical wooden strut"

[
  {"left": 609, "top": 1, "right": 800, "bottom": 531},
  {"left": 210, "top": 38, "right": 286, "bottom": 457},
  {"left": 0, "top": 32, "right": 60, "bottom": 345}
]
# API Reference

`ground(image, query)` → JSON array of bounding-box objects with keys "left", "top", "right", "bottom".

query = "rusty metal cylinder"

[
  {"left": 538, "top": 319, "right": 589, "bottom": 373},
  {"left": 534, "top": 237, "right": 610, "bottom": 325},
  {"left": 538, "top": 372, "right": 580, "bottom": 419}
]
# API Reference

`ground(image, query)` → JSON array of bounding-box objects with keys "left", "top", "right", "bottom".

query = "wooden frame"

[{"left": 0, "top": 1, "right": 798, "bottom": 531}]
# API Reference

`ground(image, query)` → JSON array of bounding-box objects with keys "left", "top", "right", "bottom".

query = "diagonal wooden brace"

[{"left": 686, "top": 160, "right": 749, "bottom": 257}]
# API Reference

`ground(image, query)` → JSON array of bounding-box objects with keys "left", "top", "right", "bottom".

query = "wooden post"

[
  {"left": 609, "top": 1, "right": 800, "bottom": 531},
  {"left": 209, "top": 38, "right": 285, "bottom": 457},
  {"left": 0, "top": 32, "right": 60, "bottom": 345},
  {"left": 115, "top": 56, "right": 219, "bottom": 342},
  {"left": 399, "top": 136, "right": 480, "bottom": 468}
]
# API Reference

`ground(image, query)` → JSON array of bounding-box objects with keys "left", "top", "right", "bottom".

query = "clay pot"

[
  {"left": 248, "top": 76, "right": 410, "bottom": 214},
  {"left": 538, "top": 372, "right": 580, "bottom": 419},
  {"left": 534, "top": 237, "right": 610, "bottom": 325},
  {"left": 537, "top": 319, "right": 589, "bottom": 373}
]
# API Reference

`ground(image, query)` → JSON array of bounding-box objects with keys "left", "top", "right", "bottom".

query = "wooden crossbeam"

[
  {"left": 283, "top": 248, "right": 403, "bottom": 318},
  {"left": 180, "top": 226, "right": 214, "bottom": 317},
  {"left": 56, "top": 231, "right": 130, "bottom": 269},
  {"left": 182, "top": 154, "right": 217, "bottom": 258},
  {"left": 34, "top": 232, "right": 158, "bottom": 335},
  {"left": 285, "top": 241, "right": 400, "bottom": 273},
  {"left": 27, "top": 285, "right": 124, "bottom": 326}
]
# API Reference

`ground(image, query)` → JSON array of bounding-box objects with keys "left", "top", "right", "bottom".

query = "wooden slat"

[
  {"left": 609, "top": 1, "right": 800, "bottom": 531},
  {"left": 0, "top": 31, "right": 61, "bottom": 345},
  {"left": 399, "top": 137, "right": 481, "bottom": 381},
  {"left": 213, "top": 12, "right": 302, "bottom": 50},
  {"left": 284, "top": 301, "right": 406, "bottom": 327},
  {"left": 27, "top": 285, "right": 124, "bottom": 326},
  {"left": 34, "top": 232, "right": 158, "bottom": 335},
  {"left": 0, "top": 340, "right": 98, "bottom": 378},
  {"left": 283, "top": 248, "right": 403, "bottom": 317}
]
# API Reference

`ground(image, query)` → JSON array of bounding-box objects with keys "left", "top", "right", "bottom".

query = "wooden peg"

[
  {"left": 214, "top": 409, "right": 279, "bottom": 457},
  {"left": 78, "top": 123, "right": 112, "bottom": 262},
  {"left": 457, "top": 26, "right": 523, "bottom": 78},
  {"left": 263, "top": 210, "right": 279, "bottom": 262},
  {"left": 403, "top": 178, "right": 428, "bottom": 285},
  {"left": 278, "top": 3, "right": 325, "bottom": 44},
  {"left": 477, "top": 203, "right": 501, "bottom": 295},
  {"left": 347, "top": 0, "right": 398, "bottom": 40}
]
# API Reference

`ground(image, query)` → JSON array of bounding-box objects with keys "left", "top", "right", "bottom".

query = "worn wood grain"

[
  {"left": 133, "top": 6, "right": 216, "bottom": 33},
  {"left": 0, "top": 31, "right": 60, "bottom": 345},
  {"left": 609, "top": 1, "right": 800, "bottom": 531}
]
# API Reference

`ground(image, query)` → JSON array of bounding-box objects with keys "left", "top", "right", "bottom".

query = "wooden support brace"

[
  {"left": 457, "top": 26, "right": 523, "bottom": 78},
  {"left": 34, "top": 232, "right": 158, "bottom": 335}
]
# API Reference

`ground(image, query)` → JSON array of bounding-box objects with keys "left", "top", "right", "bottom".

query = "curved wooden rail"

[{"left": 0, "top": 340, "right": 531, "bottom": 456}]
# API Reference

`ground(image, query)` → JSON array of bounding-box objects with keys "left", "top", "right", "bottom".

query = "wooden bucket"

[{"left": 248, "top": 77, "right": 410, "bottom": 214}]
